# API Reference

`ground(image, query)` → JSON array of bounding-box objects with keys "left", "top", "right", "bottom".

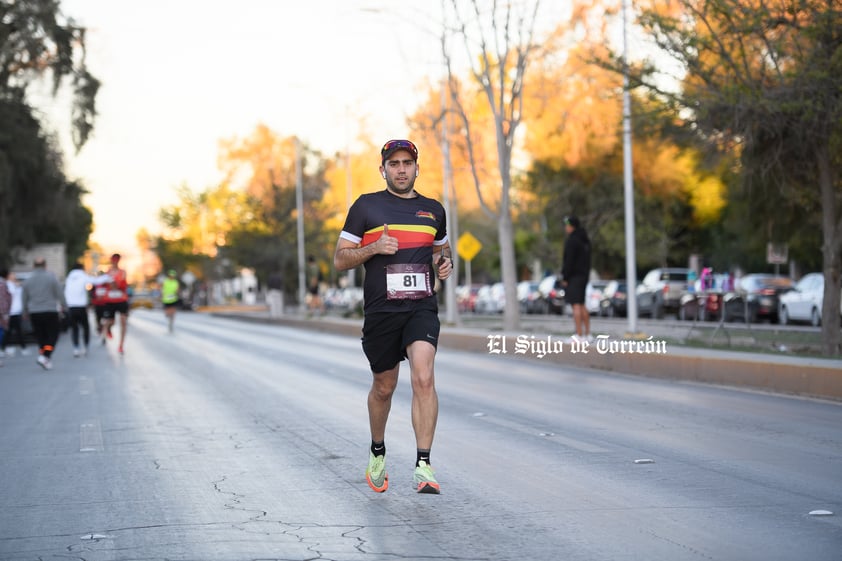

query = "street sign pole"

[{"left": 457, "top": 231, "right": 482, "bottom": 290}]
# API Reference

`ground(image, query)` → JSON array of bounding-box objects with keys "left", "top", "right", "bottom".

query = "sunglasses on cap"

[{"left": 381, "top": 139, "right": 418, "bottom": 162}]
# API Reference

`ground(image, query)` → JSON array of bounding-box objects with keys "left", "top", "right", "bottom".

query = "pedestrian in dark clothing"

[
  {"left": 23, "top": 258, "right": 67, "bottom": 370},
  {"left": 561, "top": 215, "right": 592, "bottom": 341}
]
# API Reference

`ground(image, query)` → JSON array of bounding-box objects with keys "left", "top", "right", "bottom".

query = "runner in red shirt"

[
  {"left": 101, "top": 253, "right": 130, "bottom": 354},
  {"left": 90, "top": 276, "right": 109, "bottom": 342}
]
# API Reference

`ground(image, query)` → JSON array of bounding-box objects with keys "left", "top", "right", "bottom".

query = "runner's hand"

[
  {"left": 436, "top": 253, "right": 452, "bottom": 280},
  {"left": 377, "top": 224, "right": 399, "bottom": 255}
]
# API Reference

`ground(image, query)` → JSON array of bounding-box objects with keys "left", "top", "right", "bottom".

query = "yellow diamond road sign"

[{"left": 457, "top": 231, "right": 482, "bottom": 262}]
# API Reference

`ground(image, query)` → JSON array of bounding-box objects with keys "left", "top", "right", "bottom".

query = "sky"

[{"left": 34, "top": 0, "right": 454, "bottom": 258}]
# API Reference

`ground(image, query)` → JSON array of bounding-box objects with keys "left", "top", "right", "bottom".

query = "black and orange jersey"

[{"left": 340, "top": 189, "right": 448, "bottom": 313}]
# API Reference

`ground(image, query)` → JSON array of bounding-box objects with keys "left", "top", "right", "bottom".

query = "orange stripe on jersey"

[{"left": 362, "top": 224, "right": 437, "bottom": 249}]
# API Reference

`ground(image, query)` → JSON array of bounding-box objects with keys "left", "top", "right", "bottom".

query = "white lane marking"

[
  {"left": 79, "top": 375, "right": 94, "bottom": 396},
  {"left": 80, "top": 419, "right": 104, "bottom": 452}
]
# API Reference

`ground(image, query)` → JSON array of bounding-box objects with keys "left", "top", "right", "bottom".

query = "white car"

[
  {"left": 475, "top": 283, "right": 505, "bottom": 314},
  {"left": 586, "top": 280, "right": 609, "bottom": 315},
  {"left": 779, "top": 272, "right": 841, "bottom": 326}
]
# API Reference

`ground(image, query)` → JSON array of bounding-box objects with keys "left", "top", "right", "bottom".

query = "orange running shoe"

[
  {"left": 365, "top": 452, "right": 388, "bottom": 492},
  {"left": 413, "top": 461, "right": 440, "bottom": 494}
]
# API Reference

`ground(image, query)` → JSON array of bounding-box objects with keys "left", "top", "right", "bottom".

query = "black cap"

[
  {"left": 564, "top": 215, "right": 581, "bottom": 228},
  {"left": 381, "top": 139, "right": 418, "bottom": 164}
]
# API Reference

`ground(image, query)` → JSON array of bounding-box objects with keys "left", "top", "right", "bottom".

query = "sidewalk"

[{"left": 203, "top": 305, "right": 842, "bottom": 402}]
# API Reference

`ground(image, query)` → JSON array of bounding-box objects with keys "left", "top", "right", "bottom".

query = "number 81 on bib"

[{"left": 385, "top": 263, "right": 433, "bottom": 300}]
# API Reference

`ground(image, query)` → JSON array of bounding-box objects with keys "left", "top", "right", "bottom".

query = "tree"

[
  {"left": 441, "top": 0, "right": 544, "bottom": 330},
  {"left": 519, "top": 14, "right": 728, "bottom": 278},
  {"left": 0, "top": 96, "right": 92, "bottom": 266},
  {"left": 407, "top": 79, "right": 515, "bottom": 286},
  {"left": 0, "top": 0, "right": 99, "bottom": 267},
  {"left": 609, "top": 0, "right": 841, "bottom": 355},
  {"left": 157, "top": 125, "right": 336, "bottom": 303},
  {"left": 0, "top": 0, "right": 100, "bottom": 151},
  {"left": 217, "top": 126, "right": 334, "bottom": 297}
]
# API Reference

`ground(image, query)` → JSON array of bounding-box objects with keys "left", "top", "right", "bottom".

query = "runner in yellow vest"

[{"left": 161, "top": 270, "right": 181, "bottom": 333}]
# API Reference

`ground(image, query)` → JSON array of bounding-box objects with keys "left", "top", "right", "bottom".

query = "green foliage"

[
  {"left": 629, "top": 0, "right": 841, "bottom": 246},
  {"left": 1, "top": 0, "right": 100, "bottom": 151},
  {"left": 156, "top": 142, "right": 337, "bottom": 303},
  {"left": 613, "top": 0, "right": 841, "bottom": 354},
  {"left": 0, "top": 97, "right": 92, "bottom": 267},
  {"left": 0, "top": 0, "right": 98, "bottom": 267},
  {"left": 523, "top": 134, "right": 703, "bottom": 280}
]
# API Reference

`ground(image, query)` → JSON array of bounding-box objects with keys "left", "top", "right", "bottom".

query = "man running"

[
  {"left": 334, "top": 139, "right": 453, "bottom": 494},
  {"left": 101, "top": 253, "right": 130, "bottom": 354},
  {"left": 161, "top": 269, "right": 181, "bottom": 332}
]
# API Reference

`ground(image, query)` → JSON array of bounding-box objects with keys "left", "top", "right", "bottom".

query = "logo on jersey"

[{"left": 415, "top": 210, "right": 437, "bottom": 221}]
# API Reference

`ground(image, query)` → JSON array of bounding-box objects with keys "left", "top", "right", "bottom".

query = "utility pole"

[
  {"left": 441, "top": 78, "right": 459, "bottom": 324},
  {"left": 622, "top": 0, "right": 639, "bottom": 334},
  {"left": 295, "top": 137, "right": 306, "bottom": 313}
]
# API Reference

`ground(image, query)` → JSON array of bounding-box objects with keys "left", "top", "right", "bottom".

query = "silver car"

[
  {"left": 636, "top": 268, "right": 691, "bottom": 318},
  {"left": 779, "top": 272, "right": 841, "bottom": 327}
]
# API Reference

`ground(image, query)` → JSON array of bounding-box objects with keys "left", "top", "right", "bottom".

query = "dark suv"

[{"left": 636, "top": 268, "right": 691, "bottom": 318}]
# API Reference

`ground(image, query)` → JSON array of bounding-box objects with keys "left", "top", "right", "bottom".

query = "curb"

[{"left": 213, "top": 311, "right": 842, "bottom": 402}]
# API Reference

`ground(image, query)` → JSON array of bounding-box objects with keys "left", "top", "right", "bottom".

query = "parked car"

[
  {"left": 475, "top": 282, "right": 505, "bottom": 314},
  {"left": 586, "top": 280, "right": 610, "bottom": 315},
  {"left": 722, "top": 274, "right": 793, "bottom": 324},
  {"left": 779, "top": 272, "right": 841, "bottom": 327},
  {"left": 456, "top": 284, "right": 482, "bottom": 313},
  {"left": 678, "top": 290, "right": 724, "bottom": 322},
  {"left": 323, "top": 286, "right": 364, "bottom": 314},
  {"left": 599, "top": 280, "right": 629, "bottom": 317},
  {"left": 537, "top": 275, "right": 565, "bottom": 315},
  {"left": 518, "top": 280, "right": 544, "bottom": 314},
  {"left": 636, "top": 268, "right": 692, "bottom": 318}
]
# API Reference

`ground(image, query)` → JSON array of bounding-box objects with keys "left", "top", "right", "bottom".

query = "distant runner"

[
  {"left": 161, "top": 269, "right": 181, "bottom": 333},
  {"left": 101, "top": 253, "right": 130, "bottom": 354}
]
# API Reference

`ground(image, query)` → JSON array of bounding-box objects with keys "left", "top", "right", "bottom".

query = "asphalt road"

[{"left": 0, "top": 309, "right": 840, "bottom": 561}]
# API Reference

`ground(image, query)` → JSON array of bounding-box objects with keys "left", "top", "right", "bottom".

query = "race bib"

[
  {"left": 386, "top": 264, "right": 433, "bottom": 300},
  {"left": 107, "top": 290, "right": 125, "bottom": 299}
]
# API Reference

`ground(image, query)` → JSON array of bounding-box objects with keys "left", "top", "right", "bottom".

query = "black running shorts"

[
  {"left": 564, "top": 276, "right": 588, "bottom": 305},
  {"left": 102, "top": 301, "right": 129, "bottom": 319},
  {"left": 361, "top": 308, "right": 440, "bottom": 373}
]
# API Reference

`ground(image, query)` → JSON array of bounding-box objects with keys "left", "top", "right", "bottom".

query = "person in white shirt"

[
  {"left": 1, "top": 271, "right": 28, "bottom": 358},
  {"left": 0, "top": 268, "right": 9, "bottom": 365},
  {"left": 64, "top": 262, "right": 111, "bottom": 357}
]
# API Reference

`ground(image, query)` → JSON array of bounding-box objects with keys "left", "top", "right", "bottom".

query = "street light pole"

[
  {"left": 440, "top": 77, "right": 458, "bottom": 325},
  {"left": 345, "top": 105, "right": 356, "bottom": 288},
  {"left": 622, "top": 0, "right": 639, "bottom": 334},
  {"left": 295, "top": 137, "right": 307, "bottom": 313}
]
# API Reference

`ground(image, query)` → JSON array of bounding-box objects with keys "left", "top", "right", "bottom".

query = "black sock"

[
  {"left": 371, "top": 440, "right": 385, "bottom": 457},
  {"left": 416, "top": 449, "right": 431, "bottom": 467}
]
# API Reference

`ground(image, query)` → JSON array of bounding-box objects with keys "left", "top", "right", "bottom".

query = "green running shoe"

[
  {"left": 413, "top": 461, "right": 440, "bottom": 494},
  {"left": 366, "top": 452, "right": 388, "bottom": 492}
]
